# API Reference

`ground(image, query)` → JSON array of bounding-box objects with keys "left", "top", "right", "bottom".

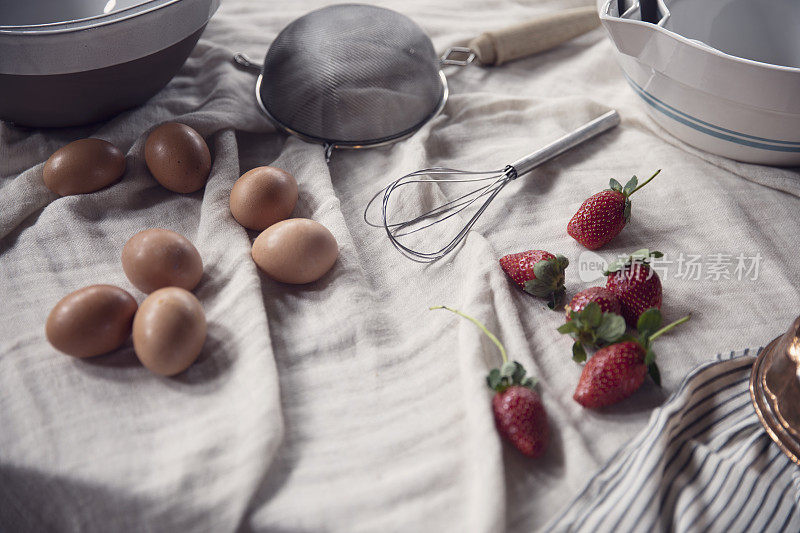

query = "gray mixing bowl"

[{"left": 0, "top": 0, "right": 220, "bottom": 128}]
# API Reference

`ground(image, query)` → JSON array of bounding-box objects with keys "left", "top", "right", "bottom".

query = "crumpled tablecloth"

[{"left": 1, "top": 0, "right": 799, "bottom": 531}]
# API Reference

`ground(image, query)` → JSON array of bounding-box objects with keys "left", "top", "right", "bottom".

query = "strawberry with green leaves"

[
  {"left": 499, "top": 250, "right": 569, "bottom": 309},
  {"left": 564, "top": 287, "right": 621, "bottom": 318},
  {"left": 558, "top": 301, "right": 626, "bottom": 362},
  {"left": 605, "top": 249, "right": 663, "bottom": 327},
  {"left": 568, "top": 170, "right": 661, "bottom": 250},
  {"left": 430, "top": 305, "right": 549, "bottom": 458},
  {"left": 573, "top": 308, "right": 690, "bottom": 409}
]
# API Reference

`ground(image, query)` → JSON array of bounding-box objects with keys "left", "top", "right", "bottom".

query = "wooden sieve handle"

[{"left": 468, "top": 6, "right": 600, "bottom": 66}]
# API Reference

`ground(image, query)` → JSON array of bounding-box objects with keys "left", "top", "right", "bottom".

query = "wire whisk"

[{"left": 365, "top": 110, "right": 620, "bottom": 263}]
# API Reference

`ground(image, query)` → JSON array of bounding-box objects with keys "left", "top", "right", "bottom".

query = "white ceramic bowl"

[{"left": 598, "top": 0, "right": 800, "bottom": 166}]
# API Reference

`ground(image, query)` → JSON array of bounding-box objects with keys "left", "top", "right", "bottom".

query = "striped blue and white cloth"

[{"left": 545, "top": 349, "right": 800, "bottom": 533}]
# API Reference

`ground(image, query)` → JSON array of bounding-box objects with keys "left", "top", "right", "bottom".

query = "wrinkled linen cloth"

[{"left": 1, "top": 0, "right": 799, "bottom": 531}]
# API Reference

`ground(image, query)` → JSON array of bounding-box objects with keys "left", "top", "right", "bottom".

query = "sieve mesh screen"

[{"left": 259, "top": 4, "right": 444, "bottom": 146}]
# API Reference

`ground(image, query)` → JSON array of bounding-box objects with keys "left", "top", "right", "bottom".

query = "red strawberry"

[
  {"left": 574, "top": 309, "right": 690, "bottom": 408},
  {"left": 605, "top": 249, "right": 663, "bottom": 327},
  {"left": 565, "top": 287, "right": 621, "bottom": 320},
  {"left": 430, "top": 305, "right": 549, "bottom": 458},
  {"left": 574, "top": 341, "right": 646, "bottom": 408},
  {"left": 567, "top": 170, "right": 660, "bottom": 250},
  {"left": 499, "top": 250, "right": 569, "bottom": 309},
  {"left": 492, "top": 385, "right": 549, "bottom": 458}
]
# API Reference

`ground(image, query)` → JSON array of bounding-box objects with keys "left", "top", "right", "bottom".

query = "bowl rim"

[
  {"left": 599, "top": 0, "right": 800, "bottom": 74},
  {"left": 0, "top": 0, "right": 181, "bottom": 35},
  {"left": 0, "top": 0, "right": 219, "bottom": 76}
]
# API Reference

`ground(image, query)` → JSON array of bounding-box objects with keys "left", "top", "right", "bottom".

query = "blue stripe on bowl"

[
  {"left": 624, "top": 75, "right": 800, "bottom": 152},
  {"left": 628, "top": 76, "right": 800, "bottom": 146}
]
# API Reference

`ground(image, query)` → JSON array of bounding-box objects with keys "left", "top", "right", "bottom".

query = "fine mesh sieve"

[
  {"left": 245, "top": 4, "right": 447, "bottom": 151},
  {"left": 234, "top": 4, "right": 600, "bottom": 154},
  {"left": 258, "top": 4, "right": 447, "bottom": 146}
]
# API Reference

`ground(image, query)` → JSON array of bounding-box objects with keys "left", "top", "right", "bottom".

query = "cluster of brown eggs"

[
  {"left": 43, "top": 121, "right": 338, "bottom": 376},
  {"left": 42, "top": 122, "right": 211, "bottom": 196},
  {"left": 229, "top": 166, "right": 338, "bottom": 284},
  {"left": 46, "top": 228, "right": 207, "bottom": 376}
]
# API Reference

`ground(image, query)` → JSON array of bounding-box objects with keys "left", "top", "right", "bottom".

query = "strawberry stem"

[
  {"left": 430, "top": 306, "right": 508, "bottom": 363},
  {"left": 628, "top": 169, "right": 661, "bottom": 196},
  {"left": 649, "top": 313, "right": 691, "bottom": 341}
]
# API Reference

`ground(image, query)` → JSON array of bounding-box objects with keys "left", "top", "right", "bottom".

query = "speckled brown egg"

[
  {"left": 144, "top": 122, "right": 211, "bottom": 193},
  {"left": 229, "top": 166, "right": 298, "bottom": 231},
  {"left": 43, "top": 138, "right": 126, "bottom": 196},
  {"left": 45, "top": 284, "right": 137, "bottom": 358},
  {"left": 251, "top": 218, "right": 338, "bottom": 284},
  {"left": 132, "top": 287, "right": 206, "bottom": 376},
  {"left": 121, "top": 228, "right": 203, "bottom": 294}
]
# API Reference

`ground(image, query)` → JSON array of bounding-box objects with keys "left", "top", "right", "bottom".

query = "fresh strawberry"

[
  {"left": 605, "top": 249, "right": 663, "bottom": 327},
  {"left": 499, "top": 250, "right": 569, "bottom": 309},
  {"left": 558, "top": 301, "right": 626, "bottom": 362},
  {"left": 430, "top": 305, "right": 549, "bottom": 458},
  {"left": 573, "top": 340, "right": 647, "bottom": 408},
  {"left": 567, "top": 170, "right": 660, "bottom": 250},
  {"left": 492, "top": 382, "right": 549, "bottom": 458},
  {"left": 565, "top": 287, "right": 621, "bottom": 319},
  {"left": 573, "top": 308, "right": 690, "bottom": 408}
]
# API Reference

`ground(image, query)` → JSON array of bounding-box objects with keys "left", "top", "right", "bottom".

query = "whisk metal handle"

[{"left": 509, "top": 110, "right": 620, "bottom": 176}]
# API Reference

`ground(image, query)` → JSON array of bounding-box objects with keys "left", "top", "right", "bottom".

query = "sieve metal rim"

[{"left": 252, "top": 70, "right": 449, "bottom": 151}]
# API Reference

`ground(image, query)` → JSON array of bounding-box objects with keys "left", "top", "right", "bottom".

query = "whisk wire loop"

[
  {"left": 364, "top": 166, "right": 515, "bottom": 262},
  {"left": 364, "top": 110, "right": 620, "bottom": 263}
]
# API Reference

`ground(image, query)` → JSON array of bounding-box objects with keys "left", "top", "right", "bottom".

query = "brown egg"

[
  {"left": 229, "top": 166, "right": 298, "bottom": 231},
  {"left": 251, "top": 218, "right": 338, "bottom": 284},
  {"left": 45, "top": 285, "right": 137, "bottom": 358},
  {"left": 144, "top": 122, "right": 211, "bottom": 193},
  {"left": 121, "top": 228, "right": 203, "bottom": 294},
  {"left": 132, "top": 287, "right": 206, "bottom": 376},
  {"left": 43, "top": 138, "right": 126, "bottom": 196}
]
